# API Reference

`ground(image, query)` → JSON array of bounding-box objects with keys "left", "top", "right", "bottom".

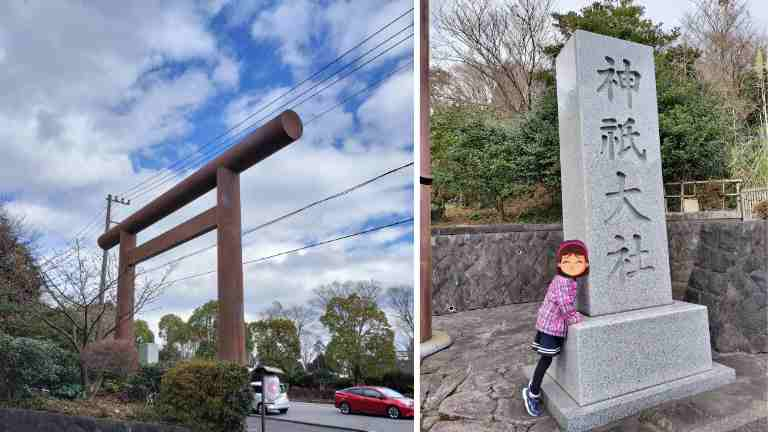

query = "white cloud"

[
  {"left": 213, "top": 54, "right": 240, "bottom": 89},
  {"left": 250, "top": 0, "right": 413, "bottom": 76},
  {"left": 141, "top": 6, "right": 217, "bottom": 61},
  {"left": 0, "top": 1, "right": 414, "bottom": 351},
  {"left": 251, "top": 0, "right": 315, "bottom": 69}
]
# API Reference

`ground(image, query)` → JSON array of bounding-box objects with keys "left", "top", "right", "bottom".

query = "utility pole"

[{"left": 96, "top": 194, "right": 130, "bottom": 340}]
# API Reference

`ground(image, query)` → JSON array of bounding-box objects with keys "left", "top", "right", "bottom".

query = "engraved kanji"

[
  {"left": 604, "top": 171, "right": 651, "bottom": 223},
  {"left": 597, "top": 57, "right": 641, "bottom": 108},
  {"left": 600, "top": 117, "right": 646, "bottom": 161},
  {"left": 608, "top": 234, "right": 655, "bottom": 284}
]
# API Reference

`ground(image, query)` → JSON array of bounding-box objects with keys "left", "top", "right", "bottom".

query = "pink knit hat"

[{"left": 557, "top": 239, "right": 589, "bottom": 259}]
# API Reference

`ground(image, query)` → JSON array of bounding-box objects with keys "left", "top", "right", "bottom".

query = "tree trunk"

[
  {"left": 496, "top": 196, "right": 506, "bottom": 221},
  {"left": 80, "top": 362, "right": 91, "bottom": 399}
]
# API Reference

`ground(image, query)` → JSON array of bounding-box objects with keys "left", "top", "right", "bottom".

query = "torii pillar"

[{"left": 98, "top": 111, "right": 303, "bottom": 365}]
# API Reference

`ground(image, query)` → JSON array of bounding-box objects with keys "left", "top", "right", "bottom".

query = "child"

[{"left": 523, "top": 239, "right": 589, "bottom": 417}]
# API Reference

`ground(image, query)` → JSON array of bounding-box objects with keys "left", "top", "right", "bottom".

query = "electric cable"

[
  {"left": 121, "top": 8, "right": 413, "bottom": 201},
  {"left": 135, "top": 161, "right": 412, "bottom": 277},
  {"left": 155, "top": 217, "right": 413, "bottom": 288},
  {"left": 128, "top": 27, "right": 413, "bottom": 203}
]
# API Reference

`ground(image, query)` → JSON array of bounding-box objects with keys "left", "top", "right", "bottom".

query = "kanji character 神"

[{"left": 597, "top": 57, "right": 641, "bottom": 108}]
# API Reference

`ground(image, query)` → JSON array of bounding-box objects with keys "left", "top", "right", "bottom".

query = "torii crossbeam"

[{"left": 98, "top": 111, "right": 303, "bottom": 365}]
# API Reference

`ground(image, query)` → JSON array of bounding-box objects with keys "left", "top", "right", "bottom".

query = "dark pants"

[
  {"left": 529, "top": 355, "right": 552, "bottom": 396},
  {"left": 528, "top": 331, "right": 564, "bottom": 396}
]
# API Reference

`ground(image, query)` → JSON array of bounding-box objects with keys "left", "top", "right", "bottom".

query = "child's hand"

[{"left": 569, "top": 311, "right": 585, "bottom": 325}]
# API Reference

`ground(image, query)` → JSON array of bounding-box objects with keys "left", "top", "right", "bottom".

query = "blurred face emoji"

[{"left": 558, "top": 253, "right": 588, "bottom": 277}]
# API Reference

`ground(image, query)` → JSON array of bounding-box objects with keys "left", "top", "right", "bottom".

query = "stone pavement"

[{"left": 421, "top": 303, "right": 767, "bottom": 432}]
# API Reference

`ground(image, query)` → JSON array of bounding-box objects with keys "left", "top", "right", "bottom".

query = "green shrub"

[
  {"left": 334, "top": 377, "right": 354, "bottom": 390},
  {"left": 0, "top": 333, "right": 69, "bottom": 400},
  {"left": 50, "top": 383, "right": 83, "bottom": 400},
  {"left": 366, "top": 370, "right": 414, "bottom": 397},
  {"left": 122, "top": 364, "right": 166, "bottom": 403},
  {"left": 157, "top": 360, "right": 252, "bottom": 432}
]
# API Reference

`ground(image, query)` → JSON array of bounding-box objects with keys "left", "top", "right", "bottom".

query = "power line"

[
  {"left": 38, "top": 8, "right": 415, "bottom": 274},
  {"left": 156, "top": 217, "right": 413, "bottom": 288},
  {"left": 304, "top": 61, "right": 413, "bottom": 126},
  {"left": 121, "top": 8, "right": 413, "bottom": 201},
  {"left": 128, "top": 27, "right": 414, "bottom": 204},
  {"left": 136, "top": 161, "right": 413, "bottom": 277},
  {"left": 53, "top": 35, "right": 411, "bottom": 275}
]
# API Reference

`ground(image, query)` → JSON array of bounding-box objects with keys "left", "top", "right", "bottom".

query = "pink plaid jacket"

[{"left": 535, "top": 275, "right": 583, "bottom": 337}]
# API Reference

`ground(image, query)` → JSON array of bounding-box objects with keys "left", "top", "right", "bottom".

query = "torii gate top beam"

[{"left": 98, "top": 110, "right": 302, "bottom": 250}]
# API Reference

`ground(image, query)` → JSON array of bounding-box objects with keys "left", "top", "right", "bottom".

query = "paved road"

[
  {"left": 247, "top": 401, "right": 413, "bottom": 432},
  {"left": 247, "top": 418, "right": 348, "bottom": 432}
]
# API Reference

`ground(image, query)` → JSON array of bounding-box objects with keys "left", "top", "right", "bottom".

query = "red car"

[{"left": 335, "top": 386, "right": 414, "bottom": 419}]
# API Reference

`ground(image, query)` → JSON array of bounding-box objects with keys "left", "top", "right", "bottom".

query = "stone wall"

[
  {"left": 683, "top": 221, "right": 767, "bottom": 353},
  {"left": 432, "top": 220, "right": 767, "bottom": 353},
  {"left": 432, "top": 224, "right": 562, "bottom": 315},
  {"left": 0, "top": 408, "right": 190, "bottom": 432}
]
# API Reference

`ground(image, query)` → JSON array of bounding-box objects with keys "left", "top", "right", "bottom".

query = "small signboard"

[{"left": 263, "top": 375, "right": 280, "bottom": 403}]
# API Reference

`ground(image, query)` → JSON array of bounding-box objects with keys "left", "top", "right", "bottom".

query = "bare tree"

[
  {"left": 311, "top": 280, "right": 382, "bottom": 312},
  {"left": 35, "top": 240, "right": 172, "bottom": 396},
  {"left": 383, "top": 284, "right": 414, "bottom": 350},
  {"left": 261, "top": 300, "right": 318, "bottom": 340},
  {"left": 260, "top": 300, "right": 320, "bottom": 367},
  {"left": 299, "top": 330, "right": 318, "bottom": 368},
  {"left": 683, "top": 0, "right": 766, "bottom": 120},
  {"left": 431, "top": 64, "right": 505, "bottom": 111},
  {"left": 433, "top": 0, "right": 555, "bottom": 115}
]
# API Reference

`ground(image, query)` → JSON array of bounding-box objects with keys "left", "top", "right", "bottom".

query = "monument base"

[
  {"left": 552, "top": 301, "right": 715, "bottom": 405},
  {"left": 420, "top": 330, "right": 453, "bottom": 359},
  {"left": 523, "top": 362, "right": 735, "bottom": 432}
]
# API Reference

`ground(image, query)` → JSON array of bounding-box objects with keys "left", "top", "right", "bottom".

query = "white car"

[{"left": 252, "top": 381, "right": 290, "bottom": 414}]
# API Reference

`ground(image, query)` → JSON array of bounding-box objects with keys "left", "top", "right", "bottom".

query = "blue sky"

[{"left": 0, "top": 0, "right": 414, "bottom": 349}]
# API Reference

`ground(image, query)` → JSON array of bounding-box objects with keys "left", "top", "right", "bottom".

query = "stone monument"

[{"left": 525, "top": 30, "right": 735, "bottom": 431}]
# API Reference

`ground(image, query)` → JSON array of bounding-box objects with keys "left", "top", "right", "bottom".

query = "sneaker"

[{"left": 522, "top": 386, "right": 542, "bottom": 417}]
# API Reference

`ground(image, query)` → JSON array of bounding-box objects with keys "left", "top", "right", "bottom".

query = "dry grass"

[
  {"left": 3, "top": 394, "right": 163, "bottom": 424},
  {"left": 434, "top": 185, "right": 561, "bottom": 226}
]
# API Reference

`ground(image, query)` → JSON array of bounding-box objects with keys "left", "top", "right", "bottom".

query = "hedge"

[
  {"left": 0, "top": 333, "right": 79, "bottom": 400},
  {"left": 156, "top": 360, "right": 251, "bottom": 432}
]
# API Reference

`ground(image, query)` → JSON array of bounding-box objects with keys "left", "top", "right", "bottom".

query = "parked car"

[{"left": 334, "top": 386, "right": 414, "bottom": 419}]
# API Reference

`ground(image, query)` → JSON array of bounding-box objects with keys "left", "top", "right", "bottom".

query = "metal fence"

[
  {"left": 741, "top": 185, "right": 768, "bottom": 219},
  {"left": 663, "top": 179, "right": 768, "bottom": 219},
  {"left": 663, "top": 179, "right": 742, "bottom": 213}
]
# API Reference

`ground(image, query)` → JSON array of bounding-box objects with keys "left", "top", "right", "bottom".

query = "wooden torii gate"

[{"left": 98, "top": 111, "right": 303, "bottom": 365}]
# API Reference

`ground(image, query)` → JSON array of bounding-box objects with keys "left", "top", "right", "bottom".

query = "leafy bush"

[
  {"left": 365, "top": 370, "right": 414, "bottom": 397},
  {"left": 50, "top": 383, "right": 83, "bottom": 400},
  {"left": 81, "top": 339, "right": 139, "bottom": 379},
  {"left": 157, "top": 360, "right": 252, "bottom": 432},
  {"left": 122, "top": 364, "right": 166, "bottom": 403},
  {"left": 334, "top": 377, "right": 354, "bottom": 390},
  {"left": 0, "top": 333, "right": 69, "bottom": 400},
  {"left": 755, "top": 201, "right": 768, "bottom": 220}
]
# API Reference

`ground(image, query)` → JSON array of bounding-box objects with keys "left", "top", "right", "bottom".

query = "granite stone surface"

[
  {"left": 524, "top": 362, "right": 736, "bottom": 432},
  {"left": 557, "top": 30, "right": 672, "bottom": 316},
  {"left": 548, "top": 301, "right": 713, "bottom": 405}
]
